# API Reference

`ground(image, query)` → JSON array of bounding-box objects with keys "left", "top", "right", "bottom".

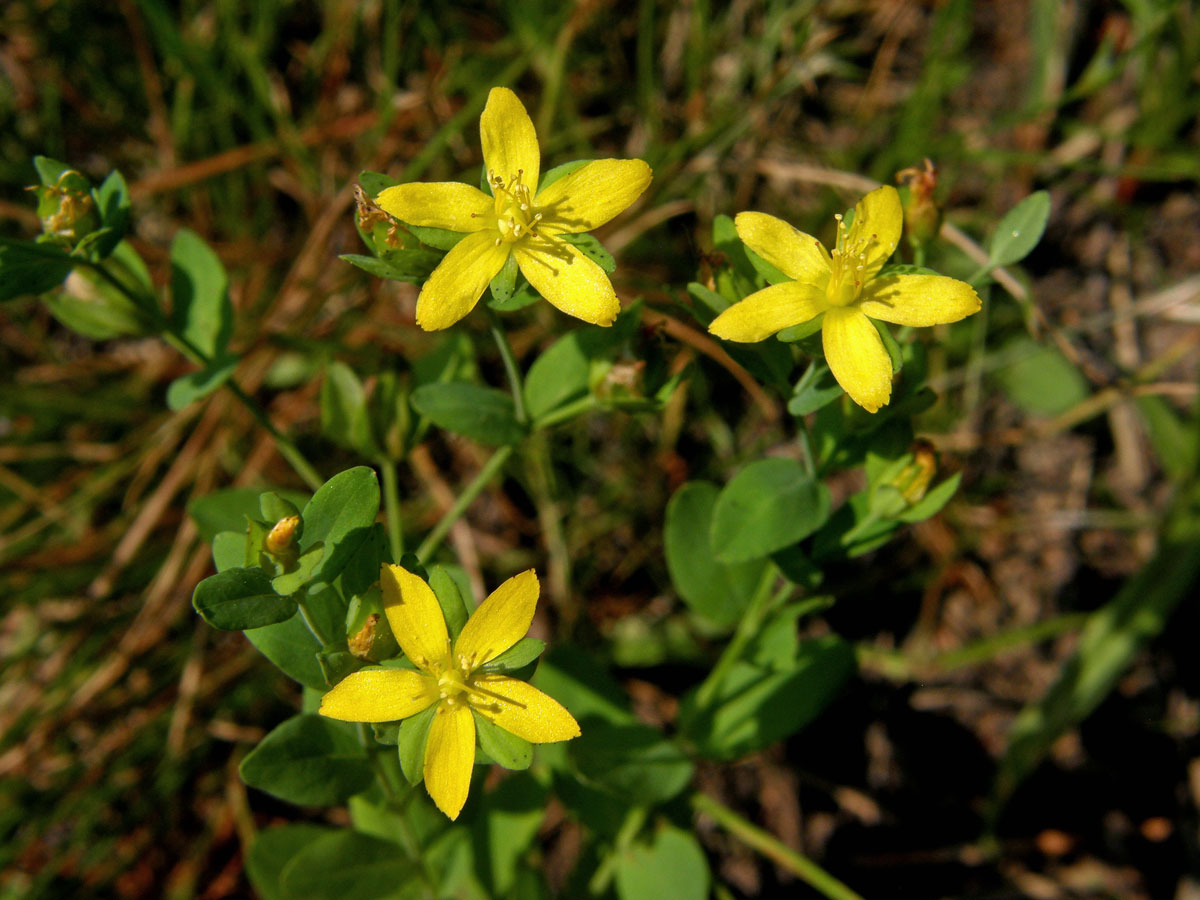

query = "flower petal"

[
  {"left": 858, "top": 274, "right": 981, "bottom": 326},
  {"left": 381, "top": 564, "right": 451, "bottom": 672},
  {"left": 480, "top": 87, "right": 539, "bottom": 196},
  {"left": 453, "top": 570, "right": 538, "bottom": 671},
  {"left": 708, "top": 281, "right": 828, "bottom": 343},
  {"left": 468, "top": 674, "right": 581, "bottom": 744},
  {"left": 375, "top": 182, "right": 492, "bottom": 232},
  {"left": 424, "top": 701, "right": 475, "bottom": 820},
  {"left": 735, "top": 212, "right": 831, "bottom": 286},
  {"left": 514, "top": 235, "right": 620, "bottom": 326},
  {"left": 534, "top": 159, "right": 652, "bottom": 234},
  {"left": 846, "top": 185, "right": 903, "bottom": 281},
  {"left": 415, "top": 230, "right": 510, "bottom": 331},
  {"left": 822, "top": 307, "right": 893, "bottom": 413},
  {"left": 319, "top": 668, "right": 438, "bottom": 722}
]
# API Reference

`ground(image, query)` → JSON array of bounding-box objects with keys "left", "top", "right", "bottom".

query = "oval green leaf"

[
  {"left": 711, "top": 458, "right": 831, "bottom": 563},
  {"left": 239, "top": 714, "right": 373, "bottom": 806}
]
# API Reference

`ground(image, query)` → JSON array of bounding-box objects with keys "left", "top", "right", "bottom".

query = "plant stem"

[
  {"left": 380, "top": 457, "right": 404, "bottom": 561},
  {"left": 692, "top": 793, "right": 866, "bottom": 900},
  {"left": 487, "top": 306, "right": 528, "bottom": 425},
  {"left": 534, "top": 394, "right": 598, "bottom": 430},
  {"left": 82, "top": 257, "right": 324, "bottom": 490},
  {"left": 415, "top": 445, "right": 513, "bottom": 563},
  {"left": 693, "top": 564, "right": 779, "bottom": 710}
]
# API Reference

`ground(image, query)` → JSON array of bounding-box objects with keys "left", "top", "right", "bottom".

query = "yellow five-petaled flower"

[
  {"left": 376, "top": 87, "right": 652, "bottom": 331},
  {"left": 320, "top": 565, "right": 579, "bottom": 820},
  {"left": 709, "top": 185, "right": 981, "bottom": 413}
]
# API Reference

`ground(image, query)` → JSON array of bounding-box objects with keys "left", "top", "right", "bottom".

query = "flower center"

[
  {"left": 437, "top": 664, "right": 471, "bottom": 702},
  {"left": 489, "top": 170, "right": 542, "bottom": 244},
  {"left": 825, "top": 213, "right": 874, "bottom": 307}
]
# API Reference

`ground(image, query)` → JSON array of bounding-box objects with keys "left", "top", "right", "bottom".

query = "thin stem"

[
  {"left": 534, "top": 394, "right": 598, "bottom": 430},
  {"left": 82, "top": 257, "right": 324, "bottom": 490},
  {"left": 692, "top": 793, "right": 866, "bottom": 900},
  {"left": 487, "top": 306, "right": 528, "bottom": 425},
  {"left": 693, "top": 564, "right": 778, "bottom": 710},
  {"left": 380, "top": 458, "right": 405, "bottom": 561},
  {"left": 415, "top": 445, "right": 513, "bottom": 563}
]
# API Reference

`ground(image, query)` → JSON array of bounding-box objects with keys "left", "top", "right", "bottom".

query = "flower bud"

[
  {"left": 264, "top": 515, "right": 302, "bottom": 555},
  {"left": 32, "top": 170, "right": 99, "bottom": 243},
  {"left": 348, "top": 613, "right": 380, "bottom": 660},
  {"left": 892, "top": 441, "right": 937, "bottom": 504}
]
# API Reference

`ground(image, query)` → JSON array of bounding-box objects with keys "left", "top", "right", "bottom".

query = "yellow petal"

[
  {"left": 845, "top": 185, "right": 902, "bottom": 281},
  {"left": 375, "top": 182, "right": 492, "bottom": 232},
  {"left": 858, "top": 274, "right": 981, "bottom": 327},
  {"left": 454, "top": 570, "right": 538, "bottom": 671},
  {"left": 424, "top": 701, "right": 476, "bottom": 820},
  {"left": 822, "top": 307, "right": 893, "bottom": 413},
  {"left": 468, "top": 674, "right": 581, "bottom": 744},
  {"left": 708, "top": 281, "right": 828, "bottom": 343},
  {"left": 514, "top": 235, "right": 620, "bottom": 326},
  {"left": 734, "top": 212, "right": 831, "bottom": 286},
  {"left": 534, "top": 159, "right": 652, "bottom": 235},
  {"left": 414, "top": 230, "right": 511, "bottom": 331},
  {"left": 319, "top": 668, "right": 439, "bottom": 722},
  {"left": 480, "top": 87, "right": 539, "bottom": 196},
  {"left": 381, "top": 564, "right": 451, "bottom": 672}
]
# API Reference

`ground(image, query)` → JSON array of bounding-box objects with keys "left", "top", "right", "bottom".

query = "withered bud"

[
  {"left": 348, "top": 613, "right": 380, "bottom": 660},
  {"left": 896, "top": 159, "right": 942, "bottom": 247},
  {"left": 892, "top": 441, "right": 937, "bottom": 504}
]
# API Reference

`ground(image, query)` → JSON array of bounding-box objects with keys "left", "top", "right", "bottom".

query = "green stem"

[
  {"left": 693, "top": 564, "right": 779, "bottom": 710},
  {"left": 415, "top": 445, "right": 513, "bottom": 563},
  {"left": 487, "top": 306, "right": 528, "bottom": 425},
  {"left": 692, "top": 793, "right": 866, "bottom": 900},
  {"left": 534, "top": 395, "right": 598, "bottom": 430},
  {"left": 82, "top": 257, "right": 324, "bottom": 491},
  {"left": 857, "top": 611, "right": 1089, "bottom": 680},
  {"left": 380, "top": 458, "right": 405, "bottom": 561}
]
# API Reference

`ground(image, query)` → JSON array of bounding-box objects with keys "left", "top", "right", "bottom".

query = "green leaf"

[
  {"left": 571, "top": 719, "right": 694, "bottom": 804},
  {"left": 685, "top": 282, "right": 729, "bottom": 324},
  {"left": 193, "top": 567, "right": 296, "bottom": 631},
  {"left": 212, "top": 531, "right": 246, "bottom": 572},
  {"left": 188, "top": 488, "right": 267, "bottom": 541},
  {"left": 410, "top": 382, "right": 526, "bottom": 445},
  {"left": 681, "top": 636, "right": 854, "bottom": 760},
  {"left": 665, "top": 482, "right": 767, "bottom": 627},
  {"left": 615, "top": 826, "right": 709, "bottom": 900},
  {"left": 407, "top": 223, "right": 466, "bottom": 251},
  {"left": 538, "top": 159, "right": 591, "bottom": 192},
  {"left": 246, "top": 824, "right": 333, "bottom": 900},
  {"left": 988, "top": 190, "right": 1051, "bottom": 267},
  {"left": 34, "top": 156, "right": 73, "bottom": 185},
  {"left": 487, "top": 282, "right": 542, "bottom": 312},
  {"left": 279, "top": 829, "right": 418, "bottom": 900},
  {"left": 479, "top": 637, "right": 545, "bottom": 673},
  {"left": 300, "top": 467, "right": 381, "bottom": 587},
  {"left": 993, "top": 337, "right": 1088, "bottom": 416},
  {"left": 898, "top": 473, "right": 962, "bottom": 523},
  {"left": 0, "top": 237, "right": 73, "bottom": 302},
  {"left": 474, "top": 714, "right": 533, "bottom": 771},
  {"left": 428, "top": 565, "right": 469, "bottom": 641},
  {"left": 473, "top": 773, "right": 548, "bottom": 895},
  {"left": 560, "top": 233, "right": 615, "bottom": 274},
  {"left": 1136, "top": 395, "right": 1198, "bottom": 483},
  {"left": 320, "top": 361, "right": 380, "bottom": 457},
  {"left": 170, "top": 228, "right": 232, "bottom": 359},
  {"left": 711, "top": 459, "right": 832, "bottom": 563},
  {"left": 240, "top": 714, "right": 373, "bottom": 806},
  {"left": 397, "top": 703, "right": 437, "bottom": 785},
  {"left": 358, "top": 170, "right": 399, "bottom": 198},
  {"left": 489, "top": 252, "right": 519, "bottom": 304},
  {"left": 743, "top": 245, "right": 790, "bottom": 285},
  {"left": 245, "top": 614, "right": 326, "bottom": 690},
  {"left": 340, "top": 250, "right": 442, "bottom": 283},
  {"left": 166, "top": 355, "right": 238, "bottom": 411},
  {"left": 524, "top": 333, "right": 592, "bottom": 421},
  {"left": 90, "top": 171, "right": 130, "bottom": 258},
  {"left": 776, "top": 313, "right": 824, "bottom": 343},
  {"left": 788, "top": 360, "right": 844, "bottom": 416}
]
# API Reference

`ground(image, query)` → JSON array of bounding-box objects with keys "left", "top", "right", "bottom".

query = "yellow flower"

[
  {"left": 320, "top": 565, "right": 580, "bottom": 820},
  {"left": 708, "top": 185, "right": 980, "bottom": 412},
  {"left": 376, "top": 87, "right": 652, "bottom": 331}
]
